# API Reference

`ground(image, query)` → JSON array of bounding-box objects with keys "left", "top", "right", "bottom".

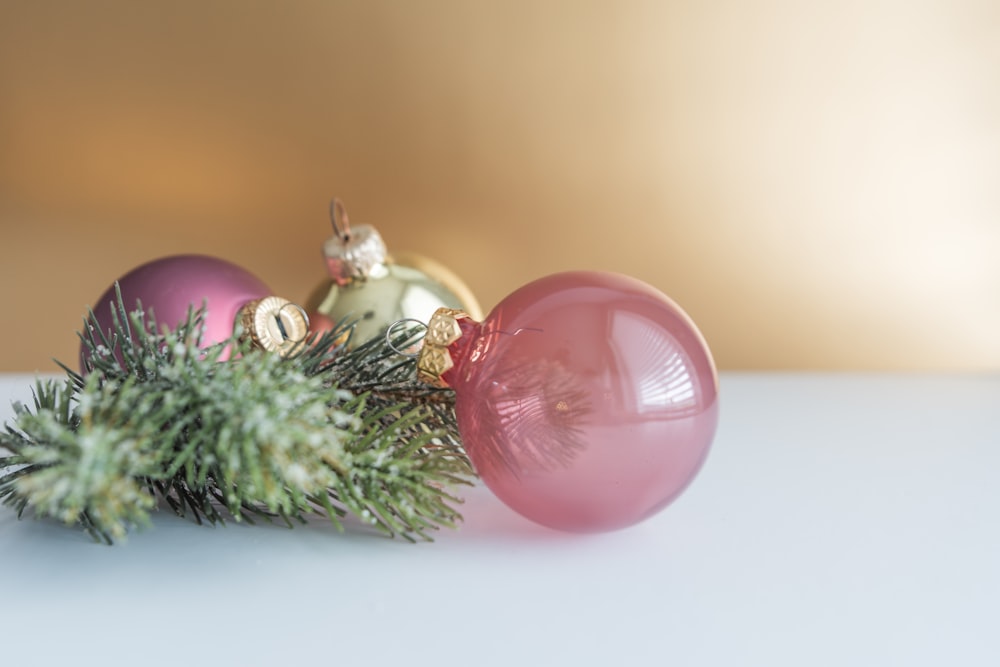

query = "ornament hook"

[
  {"left": 498, "top": 326, "right": 544, "bottom": 337},
  {"left": 329, "top": 198, "right": 352, "bottom": 243},
  {"left": 385, "top": 318, "right": 427, "bottom": 358},
  {"left": 277, "top": 302, "right": 311, "bottom": 344}
]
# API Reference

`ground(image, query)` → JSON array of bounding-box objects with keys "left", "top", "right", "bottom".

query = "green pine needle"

[{"left": 0, "top": 291, "right": 473, "bottom": 543}]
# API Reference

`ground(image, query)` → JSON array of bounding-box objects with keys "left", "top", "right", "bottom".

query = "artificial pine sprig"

[{"left": 0, "top": 295, "right": 472, "bottom": 543}]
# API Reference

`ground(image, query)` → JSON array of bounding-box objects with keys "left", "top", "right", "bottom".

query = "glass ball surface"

[
  {"left": 81, "top": 254, "right": 272, "bottom": 370},
  {"left": 443, "top": 271, "right": 718, "bottom": 532},
  {"left": 307, "top": 262, "right": 472, "bottom": 346}
]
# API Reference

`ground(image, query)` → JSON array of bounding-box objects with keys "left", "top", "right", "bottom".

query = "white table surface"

[{"left": 1, "top": 372, "right": 997, "bottom": 666}]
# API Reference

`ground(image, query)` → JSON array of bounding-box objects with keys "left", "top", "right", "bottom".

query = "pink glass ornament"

[
  {"left": 438, "top": 271, "right": 718, "bottom": 533},
  {"left": 80, "top": 254, "right": 276, "bottom": 370}
]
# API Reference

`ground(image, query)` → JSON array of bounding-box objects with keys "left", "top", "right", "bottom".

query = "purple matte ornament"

[
  {"left": 80, "top": 254, "right": 274, "bottom": 370},
  {"left": 440, "top": 271, "right": 718, "bottom": 533}
]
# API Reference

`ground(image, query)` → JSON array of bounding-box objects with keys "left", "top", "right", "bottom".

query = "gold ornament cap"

[
  {"left": 416, "top": 307, "right": 470, "bottom": 387},
  {"left": 239, "top": 296, "right": 310, "bottom": 356},
  {"left": 323, "top": 199, "right": 388, "bottom": 286}
]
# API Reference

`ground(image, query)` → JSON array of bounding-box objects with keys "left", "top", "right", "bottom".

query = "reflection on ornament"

[
  {"left": 306, "top": 200, "right": 480, "bottom": 346},
  {"left": 417, "top": 271, "right": 718, "bottom": 533},
  {"left": 392, "top": 252, "right": 483, "bottom": 321},
  {"left": 81, "top": 254, "right": 308, "bottom": 371}
]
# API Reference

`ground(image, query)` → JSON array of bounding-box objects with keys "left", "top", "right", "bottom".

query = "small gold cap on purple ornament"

[
  {"left": 416, "top": 307, "right": 469, "bottom": 387},
  {"left": 240, "top": 296, "right": 310, "bottom": 356}
]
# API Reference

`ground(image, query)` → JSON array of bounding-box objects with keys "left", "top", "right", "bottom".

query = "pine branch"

[{"left": 0, "top": 294, "right": 473, "bottom": 543}]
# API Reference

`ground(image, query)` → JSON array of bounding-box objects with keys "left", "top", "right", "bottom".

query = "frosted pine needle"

[{"left": 0, "top": 297, "right": 472, "bottom": 543}]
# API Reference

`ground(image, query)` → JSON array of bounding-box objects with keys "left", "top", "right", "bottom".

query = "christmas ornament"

[
  {"left": 416, "top": 271, "right": 718, "bottom": 533},
  {"left": 306, "top": 199, "right": 481, "bottom": 346},
  {"left": 81, "top": 254, "right": 309, "bottom": 370}
]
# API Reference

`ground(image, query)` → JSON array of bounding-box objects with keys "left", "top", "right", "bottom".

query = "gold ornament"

[{"left": 305, "top": 200, "right": 481, "bottom": 346}]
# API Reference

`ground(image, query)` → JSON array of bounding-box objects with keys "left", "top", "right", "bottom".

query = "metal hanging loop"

[
  {"left": 385, "top": 318, "right": 427, "bottom": 358},
  {"left": 329, "top": 198, "right": 352, "bottom": 243}
]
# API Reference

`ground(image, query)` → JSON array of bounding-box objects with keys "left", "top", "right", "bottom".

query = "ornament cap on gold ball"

[
  {"left": 306, "top": 198, "right": 482, "bottom": 347},
  {"left": 322, "top": 198, "right": 389, "bottom": 286},
  {"left": 238, "top": 296, "right": 310, "bottom": 356}
]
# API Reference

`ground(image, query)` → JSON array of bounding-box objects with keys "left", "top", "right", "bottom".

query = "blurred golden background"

[{"left": 1, "top": 0, "right": 997, "bottom": 372}]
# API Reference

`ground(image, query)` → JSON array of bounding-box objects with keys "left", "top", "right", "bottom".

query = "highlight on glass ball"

[
  {"left": 416, "top": 271, "right": 718, "bottom": 533},
  {"left": 81, "top": 254, "right": 309, "bottom": 371}
]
